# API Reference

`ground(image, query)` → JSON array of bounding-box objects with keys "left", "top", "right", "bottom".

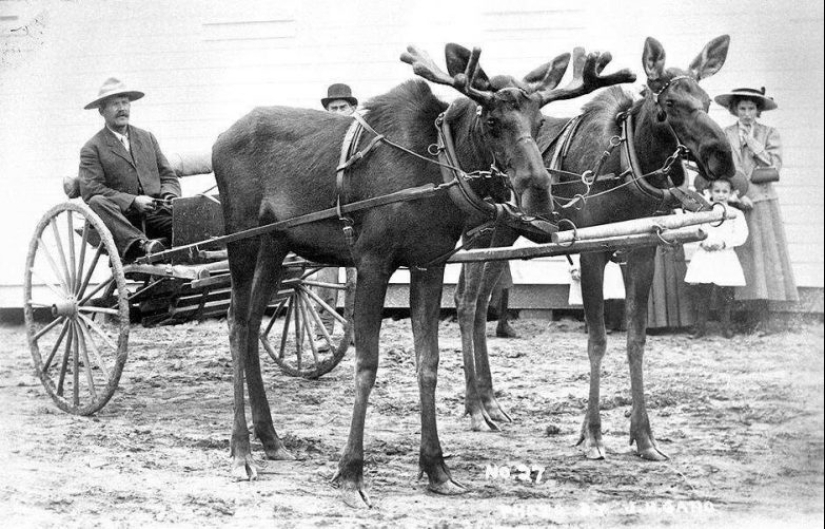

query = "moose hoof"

[
  {"left": 577, "top": 432, "right": 606, "bottom": 460},
  {"left": 637, "top": 446, "right": 669, "bottom": 461},
  {"left": 428, "top": 478, "right": 469, "bottom": 496},
  {"left": 265, "top": 444, "right": 295, "bottom": 461},
  {"left": 484, "top": 399, "right": 512, "bottom": 424},
  {"left": 585, "top": 445, "right": 606, "bottom": 460},
  {"left": 339, "top": 486, "right": 372, "bottom": 510},
  {"left": 469, "top": 410, "right": 500, "bottom": 432},
  {"left": 231, "top": 454, "right": 260, "bottom": 481}
]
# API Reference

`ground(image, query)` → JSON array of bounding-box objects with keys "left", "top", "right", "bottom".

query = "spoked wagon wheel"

[
  {"left": 23, "top": 202, "right": 130, "bottom": 415},
  {"left": 260, "top": 264, "right": 355, "bottom": 379}
]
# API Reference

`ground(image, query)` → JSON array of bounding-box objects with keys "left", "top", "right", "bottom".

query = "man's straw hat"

[{"left": 84, "top": 77, "right": 144, "bottom": 110}]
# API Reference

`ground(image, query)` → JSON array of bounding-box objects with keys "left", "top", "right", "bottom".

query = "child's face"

[{"left": 710, "top": 181, "right": 732, "bottom": 203}]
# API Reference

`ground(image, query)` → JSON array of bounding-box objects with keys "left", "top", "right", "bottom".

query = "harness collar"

[
  {"left": 435, "top": 111, "right": 557, "bottom": 236},
  {"left": 618, "top": 110, "right": 709, "bottom": 213}
]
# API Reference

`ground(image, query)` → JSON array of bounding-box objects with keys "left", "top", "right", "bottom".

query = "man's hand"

[{"left": 133, "top": 195, "right": 156, "bottom": 214}]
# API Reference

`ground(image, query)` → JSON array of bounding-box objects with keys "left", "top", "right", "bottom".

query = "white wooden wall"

[{"left": 1, "top": 0, "right": 822, "bottom": 307}]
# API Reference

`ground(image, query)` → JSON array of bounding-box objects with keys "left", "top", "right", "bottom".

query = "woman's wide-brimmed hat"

[
  {"left": 714, "top": 87, "right": 777, "bottom": 115},
  {"left": 321, "top": 83, "right": 358, "bottom": 108},
  {"left": 693, "top": 169, "right": 749, "bottom": 197},
  {"left": 84, "top": 77, "right": 144, "bottom": 110}
]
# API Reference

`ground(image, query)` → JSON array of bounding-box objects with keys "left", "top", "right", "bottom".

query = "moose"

[
  {"left": 455, "top": 35, "right": 735, "bottom": 461},
  {"left": 212, "top": 43, "right": 634, "bottom": 508}
]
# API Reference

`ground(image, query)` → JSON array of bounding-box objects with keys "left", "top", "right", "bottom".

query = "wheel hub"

[{"left": 51, "top": 297, "right": 78, "bottom": 318}]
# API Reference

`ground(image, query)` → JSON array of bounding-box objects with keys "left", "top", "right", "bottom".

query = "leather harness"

[
  {"left": 547, "top": 101, "right": 710, "bottom": 215},
  {"left": 331, "top": 108, "right": 559, "bottom": 256},
  {"left": 138, "top": 93, "right": 709, "bottom": 266}
]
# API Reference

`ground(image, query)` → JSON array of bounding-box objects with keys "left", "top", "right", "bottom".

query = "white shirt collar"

[{"left": 107, "top": 126, "right": 130, "bottom": 150}]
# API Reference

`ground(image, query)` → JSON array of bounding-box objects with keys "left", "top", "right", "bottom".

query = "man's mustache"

[{"left": 116, "top": 112, "right": 129, "bottom": 118}]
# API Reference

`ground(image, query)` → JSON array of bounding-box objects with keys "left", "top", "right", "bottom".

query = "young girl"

[{"left": 685, "top": 178, "right": 750, "bottom": 338}]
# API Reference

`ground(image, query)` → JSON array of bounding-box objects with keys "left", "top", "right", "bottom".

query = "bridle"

[
  {"left": 326, "top": 101, "right": 558, "bottom": 266},
  {"left": 651, "top": 74, "right": 692, "bottom": 106},
  {"left": 549, "top": 75, "right": 710, "bottom": 214},
  {"left": 618, "top": 108, "right": 688, "bottom": 210},
  {"left": 433, "top": 109, "right": 557, "bottom": 238}
]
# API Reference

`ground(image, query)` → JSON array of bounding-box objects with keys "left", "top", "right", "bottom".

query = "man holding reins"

[{"left": 78, "top": 77, "right": 180, "bottom": 262}]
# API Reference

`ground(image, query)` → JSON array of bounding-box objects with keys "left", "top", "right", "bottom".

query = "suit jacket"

[
  {"left": 723, "top": 122, "right": 783, "bottom": 203},
  {"left": 79, "top": 125, "right": 181, "bottom": 212}
]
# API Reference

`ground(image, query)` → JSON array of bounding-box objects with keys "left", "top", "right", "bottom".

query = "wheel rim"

[
  {"left": 24, "top": 202, "right": 130, "bottom": 415},
  {"left": 260, "top": 265, "right": 355, "bottom": 379}
]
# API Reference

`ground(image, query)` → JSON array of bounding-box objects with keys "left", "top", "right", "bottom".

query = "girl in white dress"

[{"left": 685, "top": 179, "right": 749, "bottom": 338}]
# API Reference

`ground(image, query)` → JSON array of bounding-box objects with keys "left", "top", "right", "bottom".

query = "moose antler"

[
  {"left": 401, "top": 45, "right": 493, "bottom": 105},
  {"left": 523, "top": 53, "right": 571, "bottom": 94},
  {"left": 538, "top": 47, "right": 637, "bottom": 106}
]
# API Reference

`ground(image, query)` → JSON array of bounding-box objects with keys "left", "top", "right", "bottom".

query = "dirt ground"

[{"left": 1, "top": 314, "right": 823, "bottom": 528}]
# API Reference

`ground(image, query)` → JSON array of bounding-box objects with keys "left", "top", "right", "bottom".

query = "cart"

[{"left": 24, "top": 180, "right": 355, "bottom": 415}]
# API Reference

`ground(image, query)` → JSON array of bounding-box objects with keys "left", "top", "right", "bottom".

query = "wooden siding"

[{"left": 1, "top": 0, "right": 822, "bottom": 308}]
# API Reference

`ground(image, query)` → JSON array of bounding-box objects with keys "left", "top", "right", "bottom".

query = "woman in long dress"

[
  {"left": 714, "top": 87, "right": 798, "bottom": 332},
  {"left": 647, "top": 241, "right": 694, "bottom": 331}
]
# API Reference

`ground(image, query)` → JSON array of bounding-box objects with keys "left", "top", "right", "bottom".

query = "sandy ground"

[{"left": 1, "top": 315, "right": 823, "bottom": 528}]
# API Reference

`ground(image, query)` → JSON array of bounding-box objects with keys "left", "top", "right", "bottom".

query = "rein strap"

[{"left": 435, "top": 112, "right": 558, "bottom": 238}]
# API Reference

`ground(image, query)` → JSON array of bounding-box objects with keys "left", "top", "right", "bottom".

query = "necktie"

[{"left": 120, "top": 135, "right": 130, "bottom": 152}]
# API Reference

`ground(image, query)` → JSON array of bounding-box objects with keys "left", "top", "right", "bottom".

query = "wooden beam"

[
  {"left": 552, "top": 208, "right": 735, "bottom": 244},
  {"left": 448, "top": 226, "right": 706, "bottom": 263}
]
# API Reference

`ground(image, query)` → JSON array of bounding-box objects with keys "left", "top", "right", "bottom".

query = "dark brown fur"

[
  {"left": 211, "top": 44, "right": 596, "bottom": 506},
  {"left": 455, "top": 36, "right": 734, "bottom": 463}
]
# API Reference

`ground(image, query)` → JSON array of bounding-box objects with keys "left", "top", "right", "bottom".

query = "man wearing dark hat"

[
  {"left": 322, "top": 83, "right": 358, "bottom": 115},
  {"left": 79, "top": 77, "right": 180, "bottom": 261},
  {"left": 310, "top": 83, "right": 360, "bottom": 350}
]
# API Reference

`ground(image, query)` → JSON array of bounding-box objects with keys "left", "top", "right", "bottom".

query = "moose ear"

[
  {"left": 689, "top": 34, "right": 730, "bottom": 81},
  {"left": 642, "top": 37, "right": 666, "bottom": 81},
  {"left": 523, "top": 53, "right": 570, "bottom": 91},
  {"left": 445, "top": 43, "right": 491, "bottom": 90}
]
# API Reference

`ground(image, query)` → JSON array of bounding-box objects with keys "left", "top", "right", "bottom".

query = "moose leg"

[
  {"left": 625, "top": 247, "right": 668, "bottom": 461},
  {"left": 334, "top": 261, "right": 391, "bottom": 509},
  {"left": 245, "top": 237, "right": 294, "bottom": 461},
  {"left": 473, "top": 259, "right": 513, "bottom": 424},
  {"left": 225, "top": 239, "right": 261, "bottom": 480},
  {"left": 411, "top": 265, "right": 467, "bottom": 495},
  {"left": 474, "top": 227, "right": 520, "bottom": 423},
  {"left": 455, "top": 262, "right": 498, "bottom": 431},
  {"left": 576, "top": 252, "right": 609, "bottom": 460}
]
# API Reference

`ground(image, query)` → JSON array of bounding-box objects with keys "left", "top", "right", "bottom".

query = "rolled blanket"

[
  {"left": 167, "top": 151, "right": 213, "bottom": 177},
  {"left": 63, "top": 174, "right": 81, "bottom": 198}
]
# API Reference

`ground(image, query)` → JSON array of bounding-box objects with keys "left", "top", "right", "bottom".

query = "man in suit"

[
  {"left": 79, "top": 77, "right": 180, "bottom": 261},
  {"left": 322, "top": 83, "right": 358, "bottom": 115},
  {"left": 310, "top": 83, "right": 361, "bottom": 350}
]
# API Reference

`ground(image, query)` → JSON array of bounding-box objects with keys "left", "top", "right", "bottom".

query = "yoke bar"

[
  {"left": 447, "top": 226, "right": 706, "bottom": 263},
  {"left": 551, "top": 207, "right": 733, "bottom": 244}
]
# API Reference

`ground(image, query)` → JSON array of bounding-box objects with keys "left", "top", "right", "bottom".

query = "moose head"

[
  {"left": 641, "top": 35, "right": 735, "bottom": 181},
  {"left": 402, "top": 43, "right": 637, "bottom": 220}
]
